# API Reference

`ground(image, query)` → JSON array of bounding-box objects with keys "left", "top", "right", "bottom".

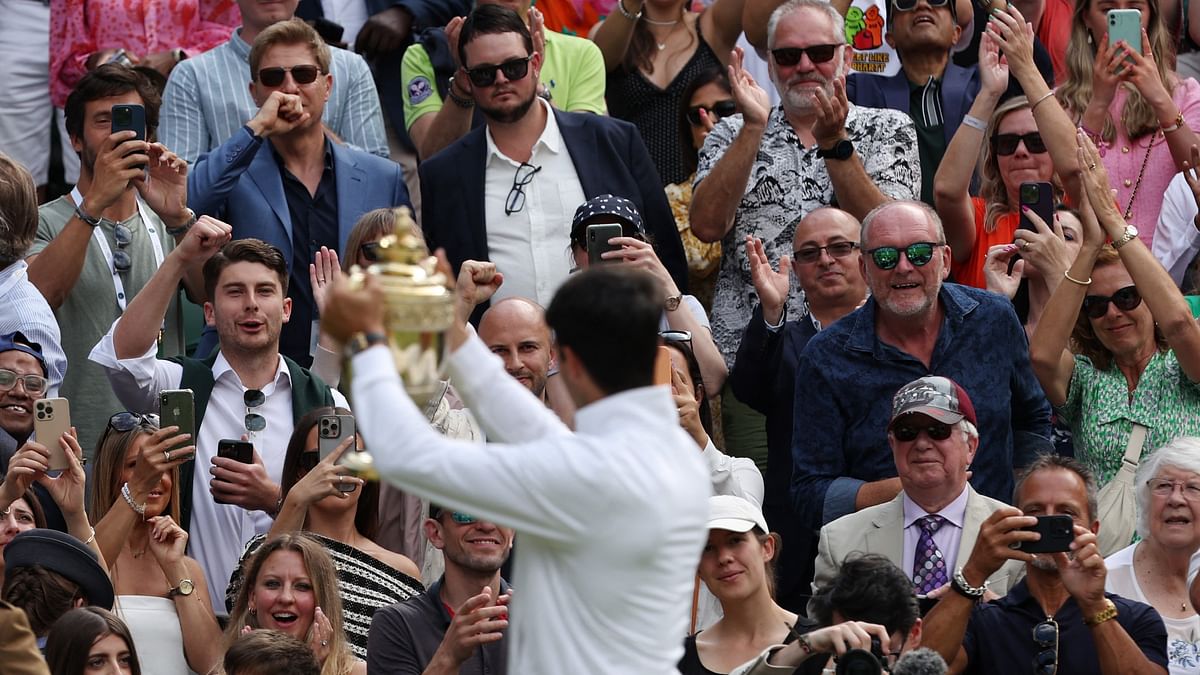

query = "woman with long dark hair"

[{"left": 45, "top": 607, "right": 142, "bottom": 675}]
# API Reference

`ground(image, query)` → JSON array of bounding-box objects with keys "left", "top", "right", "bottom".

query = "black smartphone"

[
  {"left": 1018, "top": 181, "right": 1054, "bottom": 233},
  {"left": 916, "top": 594, "right": 939, "bottom": 616},
  {"left": 158, "top": 389, "right": 195, "bottom": 461},
  {"left": 111, "top": 104, "right": 147, "bottom": 169},
  {"left": 1014, "top": 514, "right": 1075, "bottom": 553},
  {"left": 217, "top": 439, "right": 254, "bottom": 464},
  {"left": 587, "top": 223, "right": 624, "bottom": 266}
]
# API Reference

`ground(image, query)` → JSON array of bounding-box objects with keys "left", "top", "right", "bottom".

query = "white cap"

[{"left": 707, "top": 495, "right": 769, "bottom": 533}]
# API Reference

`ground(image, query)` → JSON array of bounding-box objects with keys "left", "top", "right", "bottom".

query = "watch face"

[
  {"left": 177, "top": 579, "right": 194, "bottom": 595},
  {"left": 666, "top": 296, "right": 682, "bottom": 310}
]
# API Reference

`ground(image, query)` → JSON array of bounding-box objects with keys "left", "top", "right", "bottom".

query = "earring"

[
  {"left": 1087, "top": 33, "right": 1094, "bottom": 45},
  {"left": 249, "top": 605, "right": 257, "bottom": 616}
]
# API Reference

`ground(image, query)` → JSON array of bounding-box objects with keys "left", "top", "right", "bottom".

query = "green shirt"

[
  {"left": 907, "top": 76, "right": 946, "bottom": 206},
  {"left": 401, "top": 29, "right": 607, "bottom": 132},
  {"left": 29, "top": 197, "right": 186, "bottom": 456},
  {"left": 1061, "top": 350, "right": 1200, "bottom": 486}
]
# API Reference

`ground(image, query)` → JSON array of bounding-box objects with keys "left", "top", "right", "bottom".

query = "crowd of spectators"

[{"left": 6, "top": 0, "right": 1200, "bottom": 672}]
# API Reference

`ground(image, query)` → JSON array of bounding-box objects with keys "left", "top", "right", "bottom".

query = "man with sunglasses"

[
  {"left": 188, "top": 19, "right": 412, "bottom": 368},
  {"left": 368, "top": 504, "right": 514, "bottom": 674},
  {"left": 791, "top": 200, "right": 1052, "bottom": 533},
  {"left": 921, "top": 454, "right": 1168, "bottom": 675}
]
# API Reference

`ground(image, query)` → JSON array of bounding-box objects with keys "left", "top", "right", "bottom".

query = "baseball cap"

[
  {"left": 0, "top": 331, "right": 47, "bottom": 376},
  {"left": 570, "top": 194, "right": 645, "bottom": 246},
  {"left": 4, "top": 529, "right": 114, "bottom": 610},
  {"left": 707, "top": 495, "right": 769, "bottom": 533},
  {"left": 888, "top": 375, "right": 977, "bottom": 428}
]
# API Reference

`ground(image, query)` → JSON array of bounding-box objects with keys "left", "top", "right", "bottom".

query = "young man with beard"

[
  {"left": 418, "top": 4, "right": 687, "bottom": 321},
  {"left": 367, "top": 505, "right": 515, "bottom": 674},
  {"left": 90, "top": 234, "right": 348, "bottom": 613}
]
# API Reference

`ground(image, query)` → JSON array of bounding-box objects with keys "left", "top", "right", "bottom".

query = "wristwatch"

[
  {"left": 168, "top": 579, "right": 195, "bottom": 598},
  {"left": 344, "top": 331, "right": 389, "bottom": 357},
  {"left": 166, "top": 209, "right": 197, "bottom": 237},
  {"left": 665, "top": 294, "right": 683, "bottom": 312},
  {"left": 951, "top": 567, "right": 987, "bottom": 602},
  {"left": 1112, "top": 224, "right": 1139, "bottom": 249},
  {"left": 816, "top": 139, "right": 855, "bottom": 161},
  {"left": 74, "top": 203, "right": 103, "bottom": 228},
  {"left": 1083, "top": 599, "right": 1118, "bottom": 626}
]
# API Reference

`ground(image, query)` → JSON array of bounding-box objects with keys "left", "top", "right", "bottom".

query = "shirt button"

[
  {"left": 1122, "top": 146, "right": 1130, "bottom": 153},
  {"left": 1124, "top": 179, "right": 1132, "bottom": 187}
]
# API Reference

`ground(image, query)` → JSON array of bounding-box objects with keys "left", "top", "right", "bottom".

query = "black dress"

[{"left": 678, "top": 628, "right": 800, "bottom": 674}]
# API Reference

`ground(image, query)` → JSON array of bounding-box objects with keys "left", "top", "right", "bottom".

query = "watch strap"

[
  {"left": 74, "top": 204, "right": 103, "bottom": 228},
  {"left": 816, "top": 139, "right": 854, "bottom": 161},
  {"left": 166, "top": 209, "right": 197, "bottom": 237},
  {"left": 1083, "top": 599, "right": 1118, "bottom": 626},
  {"left": 345, "top": 331, "right": 389, "bottom": 357},
  {"left": 1112, "top": 226, "right": 1138, "bottom": 249}
]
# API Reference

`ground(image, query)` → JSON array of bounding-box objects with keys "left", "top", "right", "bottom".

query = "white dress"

[
  {"left": 115, "top": 595, "right": 191, "bottom": 675},
  {"left": 1106, "top": 544, "right": 1200, "bottom": 674}
]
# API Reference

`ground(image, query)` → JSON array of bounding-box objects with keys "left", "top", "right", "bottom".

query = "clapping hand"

[
  {"left": 745, "top": 236, "right": 790, "bottom": 325},
  {"left": 728, "top": 47, "right": 770, "bottom": 129},
  {"left": 310, "top": 246, "right": 343, "bottom": 317},
  {"left": 428, "top": 586, "right": 510, "bottom": 668}
]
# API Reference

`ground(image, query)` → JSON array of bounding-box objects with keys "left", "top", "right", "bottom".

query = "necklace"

[
  {"left": 644, "top": 16, "right": 681, "bottom": 26},
  {"left": 649, "top": 15, "right": 683, "bottom": 50}
]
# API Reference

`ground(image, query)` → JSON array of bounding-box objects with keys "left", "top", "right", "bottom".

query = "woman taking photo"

[
  {"left": 226, "top": 533, "right": 364, "bottom": 675},
  {"left": 88, "top": 413, "right": 223, "bottom": 675},
  {"left": 45, "top": 606, "right": 142, "bottom": 675}
]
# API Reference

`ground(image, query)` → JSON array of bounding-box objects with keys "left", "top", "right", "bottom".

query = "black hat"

[
  {"left": 4, "top": 529, "right": 114, "bottom": 610},
  {"left": 570, "top": 194, "right": 645, "bottom": 240}
]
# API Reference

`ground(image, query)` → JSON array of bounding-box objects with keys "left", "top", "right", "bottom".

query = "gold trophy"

[{"left": 339, "top": 207, "right": 454, "bottom": 479}]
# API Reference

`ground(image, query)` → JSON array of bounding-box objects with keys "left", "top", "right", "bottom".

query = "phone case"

[
  {"left": 34, "top": 398, "right": 71, "bottom": 471},
  {"left": 587, "top": 223, "right": 624, "bottom": 266},
  {"left": 1018, "top": 181, "right": 1054, "bottom": 232},
  {"left": 1016, "top": 515, "right": 1075, "bottom": 553},
  {"left": 1108, "top": 9, "right": 1142, "bottom": 66},
  {"left": 158, "top": 389, "right": 195, "bottom": 460},
  {"left": 217, "top": 439, "right": 254, "bottom": 464},
  {"left": 653, "top": 346, "right": 673, "bottom": 386}
]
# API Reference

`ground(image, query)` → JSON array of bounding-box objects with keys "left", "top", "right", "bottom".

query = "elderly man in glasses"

[
  {"left": 791, "top": 200, "right": 1052, "bottom": 535},
  {"left": 187, "top": 19, "right": 411, "bottom": 368},
  {"left": 922, "top": 454, "right": 1168, "bottom": 675}
]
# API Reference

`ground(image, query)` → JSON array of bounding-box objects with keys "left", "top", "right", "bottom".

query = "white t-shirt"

[{"left": 1105, "top": 543, "right": 1200, "bottom": 674}]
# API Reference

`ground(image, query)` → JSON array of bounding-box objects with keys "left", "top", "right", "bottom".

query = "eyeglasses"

[
  {"left": 771, "top": 44, "right": 842, "bottom": 66},
  {"left": 450, "top": 512, "right": 477, "bottom": 524},
  {"left": 113, "top": 222, "right": 133, "bottom": 273},
  {"left": 505, "top": 162, "right": 542, "bottom": 216},
  {"left": 891, "top": 421, "right": 954, "bottom": 442},
  {"left": 1032, "top": 618, "right": 1059, "bottom": 675},
  {"left": 1082, "top": 285, "right": 1141, "bottom": 319},
  {"left": 465, "top": 55, "right": 534, "bottom": 88},
  {"left": 360, "top": 241, "right": 382, "bottom": 263},
  {"left": 258, "top": 65, "right": 322, "bottom": 87},
  {"left": 244, "top": 389, "right": 266, "bottom": 441},
  {"left": 794, "top": 241, "right": 860, "bottom": 264},
  {"left": 298, "top": 450, "right": 321, "bottom": 474},
  {"left": 993, "top": 132, "right": 1048, "bottom": 156},
  {"left": 107, "top": 411, "right": 159, "bottom": 433},
  {"left": 686, "top": 100, "right": 737, "bottom": 126},
  {"left": 893, "top": 0, "right": 952, "bottom": 12},
  {"left": 1147, "top": 479, "right": 1200, "bottom": 501},
  {"left": 0, "top": 369, "right": 49, "bottom": 396},
  {"left": 867, "top": 242, "right": 941, "bottom": 270}
]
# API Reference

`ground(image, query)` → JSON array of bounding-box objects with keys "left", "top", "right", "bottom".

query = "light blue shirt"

[{"left": 0, "top": 261, "right": 67, "bottom": 396}]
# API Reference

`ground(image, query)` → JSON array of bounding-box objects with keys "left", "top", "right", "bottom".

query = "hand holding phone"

[
  {"left": 1107, "top": 9, "right": 1142, "bottom": 73},
  {"left": 318, "top": 415, "right": 358, "bottom": 493},
  {"left": 159, "top": 390, "right": 196, "bottom": 462},
  {"left": 587, "top": 223, "right": 624, "bottom": 266},
  {"left": 111, "top": 104, "right": 147, "bottom": 170},
  {"left": 1012, "top": 514, "right": 1075, "bottom": 553},
  {"left": 33, "top": 398, "right": 72, "bottom": 471}
]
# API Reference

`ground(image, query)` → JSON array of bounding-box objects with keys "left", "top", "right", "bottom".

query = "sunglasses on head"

[
  {"left": 1082, "top": 285, "right": 1142, "bottom": 319},
  {"left": 0, "top": 368, "right": 48, "bottom": 396},
  {"left": 793, "top": 241, "right": 860, "bottom": 264},
  {"left": 686, "top": 100, "right": 737, "bottom": 126},
  {"left": 1033, "top": 618, "right": 1059, "bottom": 675},
  {"left": 258, "top": 65, "right": 322, "bottom": 87},
  {"left": 891, "top": 420, "right": 954, "bottom": 442},
  {"left": 465, "top": 55, "right": 534, "bottom": 88},
  {"left": 993, "top": 132, "right": 1047, "bottom": 155},
  {"left": 867, "top": 242, "right": 941, "bottom": 270},
  {"left": 771, "top": 44, "right": 842, "bottom": 66},
  {"left": 107, "top": 411, "right": 159, "bottom": 433}
]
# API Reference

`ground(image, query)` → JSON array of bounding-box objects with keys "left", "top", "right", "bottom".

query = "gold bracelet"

[
  {"left": 1030, "top": 90, "right": 1056, "bottom": 112},
  {"left": 1163, "top": 112, "right": 1186, "bottom": 133},
  {"left": 1084, "top": 599, "right": 1118, "bottom": 626},
  {"left": 84, "top": 526, "right": 97, "bottom": 546},
  {"left": 1063, "top": 270, "right": 1092, "bottom": 286}
]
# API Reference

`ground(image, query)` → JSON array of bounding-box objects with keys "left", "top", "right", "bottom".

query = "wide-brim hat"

[{"left": 4, "top": 529, "right": 114, "bottom": 610}]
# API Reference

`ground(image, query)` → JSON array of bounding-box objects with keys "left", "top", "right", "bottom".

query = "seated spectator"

[
  {"left": 791, "top": 200, "right": 1052, "bottom": 532},
  {"left": 1106, "top": 437, "right": 1200, "bottom": 674},
  {"left": 1152, "top": 146, "right": 1200, "bottom": 290},
  {"left": 3, "top": 529, "right": 115, "bottom": 639},
  {"left": 934, "top": 7, "right": 1079, "bottom": 289},
  {"left": 982, "top": 205, "right": 1083, "bottom": 336},
  {"left": 86, "top": 413, "right": 223, "bottom": 675},
  {"left": 0, "top": 597, "right": 47, "bottom": 675},
  {"left": 812, "top": 376, "right": 1025, "bottom": 612},
  {"left": 402, "top": 0, "right": 606, "bottom": 161},
  {"left": 0, "top": 156, "right": 66, "bottom": 396},
  {"left": 679, "top": 496, "right": 797, "bottom": 675},
  {"left": 89, "top": 235, "right": 349, "bottom": 614},
  {"left": 188, "top": 18, "right": 411, "bottom": 366},
  {"left": 1031, "top": 135, "right": 1200, "bottom": 554},
  {"left": 0, "top": 490, "right": 44, "bottom": 585},
  {"left": 224, "top": 629, "right": 321, "bottom": 675},
  {"left": 225, "top": 533, "right": 364, "bottom": 675},
  {"left": 367, "top": 504, "right": 514, "bottom": 674},
  {"left": 45, "top": 607, "right": 142, "bottom": 675},
  {"left": 923, "top": 453, "right": 1170, "bottom": 673},
  {"left": 161, "top": 0, "right": 387, "bottom": 164},
  {"left": 226, "top": 407, "right": 423, "bottom": 657}
]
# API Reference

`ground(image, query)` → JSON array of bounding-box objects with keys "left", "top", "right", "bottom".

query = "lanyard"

[{"left": 70, "top": 188, "right": 166, "bottom": 312}]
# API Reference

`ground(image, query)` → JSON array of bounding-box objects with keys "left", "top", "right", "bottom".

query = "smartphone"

[
  {"left": 217, "top": 439, "right": 254, "bottom": 464},
  {"left": 319, "top": 414, "right": 358, "bottom": 493},
  {"left": 1018, "top": 182, "right": 1054, "bottom": 233},
  {"left": 158, "top": 389, "right": 195, "bottom": 461},
  {"left": 33, "top": 398, "right": 71, "bottom": 471},
  {"left": 111, "top": 104, "right": 146, "bottom": 169},
  {"left": 916, "top": 594, "right": 939, "bottom": 617},
  {"left": 1014, "top": 514, "right": 1075, "bottom": 553},
  {"left": 653, "top": 345, "right": 673, "bottom": 386},
  {"left": 587, "top": 223, "right": 624, "bottom": 266},
  {"left": 1108, "top": 9, "right": 1142, "bottom": 72}
]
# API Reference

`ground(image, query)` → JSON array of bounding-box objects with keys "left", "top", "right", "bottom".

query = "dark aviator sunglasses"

[{"left": 258, "top": 65, "right": 322, "bottom": 87}]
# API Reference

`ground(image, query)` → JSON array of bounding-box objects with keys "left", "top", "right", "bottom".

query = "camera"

[{"left": 836, "top": 637, "right": 888, "bottom": 675}]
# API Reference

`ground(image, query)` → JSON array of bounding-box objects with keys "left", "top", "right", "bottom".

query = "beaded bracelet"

[{"left": 121, "top": 483, "right": 146, "bottom": 517}]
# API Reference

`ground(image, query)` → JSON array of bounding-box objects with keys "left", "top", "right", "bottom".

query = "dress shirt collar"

[
  {"left": 484, "top": 98, "right": 563, "bottom": 165},
  {"left": 902, "top": 484, "right": 969, "bottom": 529},
  {"left": 845, "top": 282, "right": 981, "bottom": 354},
  {"left": 0, "top": 260, "right": 28, "bottom": 296},
  {"left": 211, "top": 350, "right": 291, "bottom": 395},
  {"left": 231, "top": 27, "right": 253, "bottom": 62}
]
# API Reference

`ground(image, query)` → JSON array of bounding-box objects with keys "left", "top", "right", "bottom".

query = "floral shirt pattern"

[
  {"left": 694, "top": 104, "right": 921, "bottom": 368},
  {"left": 1061, "top": 350, "right": 1200, "bottom": 487}
]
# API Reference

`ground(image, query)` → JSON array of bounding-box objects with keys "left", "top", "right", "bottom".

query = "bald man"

[{"left": 477, "top": 297, "right": 555, "bottom": 402}]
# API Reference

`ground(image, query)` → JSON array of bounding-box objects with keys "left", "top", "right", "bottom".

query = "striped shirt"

[
  {"left": 160, "top": 28, "right": 388, "bottom": 164},
  {"left": 0, "top": 261, "right": 68, "bottom": 396}
]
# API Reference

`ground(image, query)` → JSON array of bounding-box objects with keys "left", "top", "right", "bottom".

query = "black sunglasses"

[
  {"left": 993, "top": 132, "right": 1048, "bottom": 156},
  {"left": 108, "top": 411, "right": 159, "bottom": 433},
  {"left": 0, "top": 368, "right": 49, "bottom": 396},
  {"left": 867, "top": 242, "right": 941, "bottom": 270},
  {"left": 465, "top": 55, "right": 534, "bottom": 88},
  {"left": 258, "top": 65, "right": 321, "bottom": 87},
  {"left": 1033, "top": 619, "right": 1059, "bottom": 675},
  {"left": 244, "top": 389, "right": 266, "bottom": 436},
  {"left": 686, "top": 100, "right": 737, "bottom": 126},
  {"left": 112, "top": 222, "right": 133, "bottom": 273},
  {"left": 1082, "top": 285, "right": 1142, "bottom": 319},
  {"left": 298, "top": 450, "right": 321, "bottom": 474},
  {"left": 891, "top": 421, "right": 954, "bottom": 442},
  {"left": 794, "top": 241, "right": 860, "bottom": 264},
  {"left": 771, "top": 44, "right": 842, "bottom": 66},
  {"left": 893, "top": 0, "right": 954, "bottom": 14},
  {"left": 505, "top": 162, "right": 542, "bottom": 216},
  {"left": 361, "top": 241, "right": 382, "bottom": 263}
]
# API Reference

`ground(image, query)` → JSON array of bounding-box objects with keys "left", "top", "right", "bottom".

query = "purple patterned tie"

[{"left": 913, "top": 515, "right": 949, "bottom": 594}]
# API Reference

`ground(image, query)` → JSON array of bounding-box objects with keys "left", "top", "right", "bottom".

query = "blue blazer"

[
  {"left": 846, "top": 62, "right": 981, "bottom": 146},
  {"left": 417, "top": 108, "right": 689, "bottom": 315}
]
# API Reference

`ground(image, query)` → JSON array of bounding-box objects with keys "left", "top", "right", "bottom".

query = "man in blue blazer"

[
  {"left": 846, "top": 0, "right": 980, "bottom": 205},
  {"left": 417, "top": 5, "right": 686, "bottom": 321},
  {"left": 189, "top": 19, "right": 411, "bottom": 365}
]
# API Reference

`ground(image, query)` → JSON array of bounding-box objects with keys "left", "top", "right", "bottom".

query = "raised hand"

[
  {"left": 175, "top": 215, "right": 232, "bottom": 266},
  {"left": 985, "top": 5, "right": 1037, "bottom": 82},
  {"left": 128, "top": 426, "right": 194, "bottom": 503},
  {"left": 983, "top": 244, "right": 1024, "bottom": 299},
  {"left": 146, "top": 514, "right": 188, "bottom": 567},
  {"left": 1055, "top": 526, "right": 1108, "bottom": 613},
  {"left": 309, "top": 246, "right": 343, "bottom": 317},
  {"left": 977, "top": 32, "right": 1010, "bottom": 98},
  {"left": 1075, "top": 130, "right": 1127, "bottom": 238},
  {"left": 428, "top": 586, "right": 510, "bottom": 669},
  {"left": 246, "top": 91, "right": 310, "bottom": 139},
  {"left": 1012, "top": 208, "right": 1072, "bottom": 279},
  {"left": 530, "top": 6, "right": 546, "bottom": 59},
  {"left": 287, "top": 436, "right": 363, "bottom": 507},
  {"left": 354, "top": 7, "right": 412, "bottom": 59},
  {"left": 37, "top": 430, "right": 88, "bottom": 516},
  {"left": 1090, "top": 33, "right": 1123, "bottom": 109},
  {"left": 601, "top": 236, "right": 679, "bottom": 296},
  {"left": 454, "top": 260, "right": 504, "bottom": 322},
  {"left": 812, "top": 79, "right": 850, "bottom": 148},
  {"left": 671, "top": 366, "right": 706, "bottom": 448},
  {"left": 133, "top": 143, "right": 189, "bottom": 225},
  {"left": 308, "top": 606, "right": 335, "bottom": 665},
  {"left": 321, "top": 273, "right": 387, "bottom": 344},
  {"left": 1, "top": 441, "right": 52, "bottom": 505},
  {"left": 962, "top": 506, "right": 1039, "bottom": 583},
  {"left": 745, "top": 236, "right": 790, "bottom": 325},
  {"left": 83, "top": 130, "right": 150, "bottom": 215},
  {"left": 727, "top": 47, "right": 770, "bottom": 129},
  {"left": 446, "top": 17, "right": 467, "bottom": 70},
  {"left": 1119, "top": 28, "right": 1173, "bottom": 109}
]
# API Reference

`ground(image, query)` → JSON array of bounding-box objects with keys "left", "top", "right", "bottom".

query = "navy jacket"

[{"left": 846, "top": 62, "right": 980, "bottom": 146}]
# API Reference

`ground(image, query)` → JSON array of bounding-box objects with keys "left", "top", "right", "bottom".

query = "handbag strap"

[{"left": 1121, "top": 423, "right": 1149, "bottom": 470}]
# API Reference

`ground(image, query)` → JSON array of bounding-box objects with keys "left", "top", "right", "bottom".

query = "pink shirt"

[
  {"left": 1099, "top": 78, "right": 1200, "bottom": 246},
  {"left": 50, "top": 0, "right": 241, "bottom": 108}
]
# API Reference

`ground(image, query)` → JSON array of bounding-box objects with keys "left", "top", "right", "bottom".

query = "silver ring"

[
  {"left": 320, "top": 640, "right": 328, "bottom": 647},
  {"left": 1089, "top": 162, "right": 1097, "bottom": 170},
  {"left": 1021, "top": 241, "right": 1031, "bottom": 251},
  {"left": 164, "top": 450, "right": 172, "bottom": 461}
]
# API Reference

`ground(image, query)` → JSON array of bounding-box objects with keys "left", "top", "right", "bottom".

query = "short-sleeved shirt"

[
  {"left": 29, "top": 197, "right": 185, "bottom": 454},
  {"left": 962, "top": 579, "right": 1168, "bottom": 674},
  {"left": 401, "top": 29, "right": 607, "bottom": 132},
  {"left": 1061, "top": 350, "right": 1200, "bottom": 487},
  {"left": 694, "top": 103, "right": 920, "bottom": 368}
]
